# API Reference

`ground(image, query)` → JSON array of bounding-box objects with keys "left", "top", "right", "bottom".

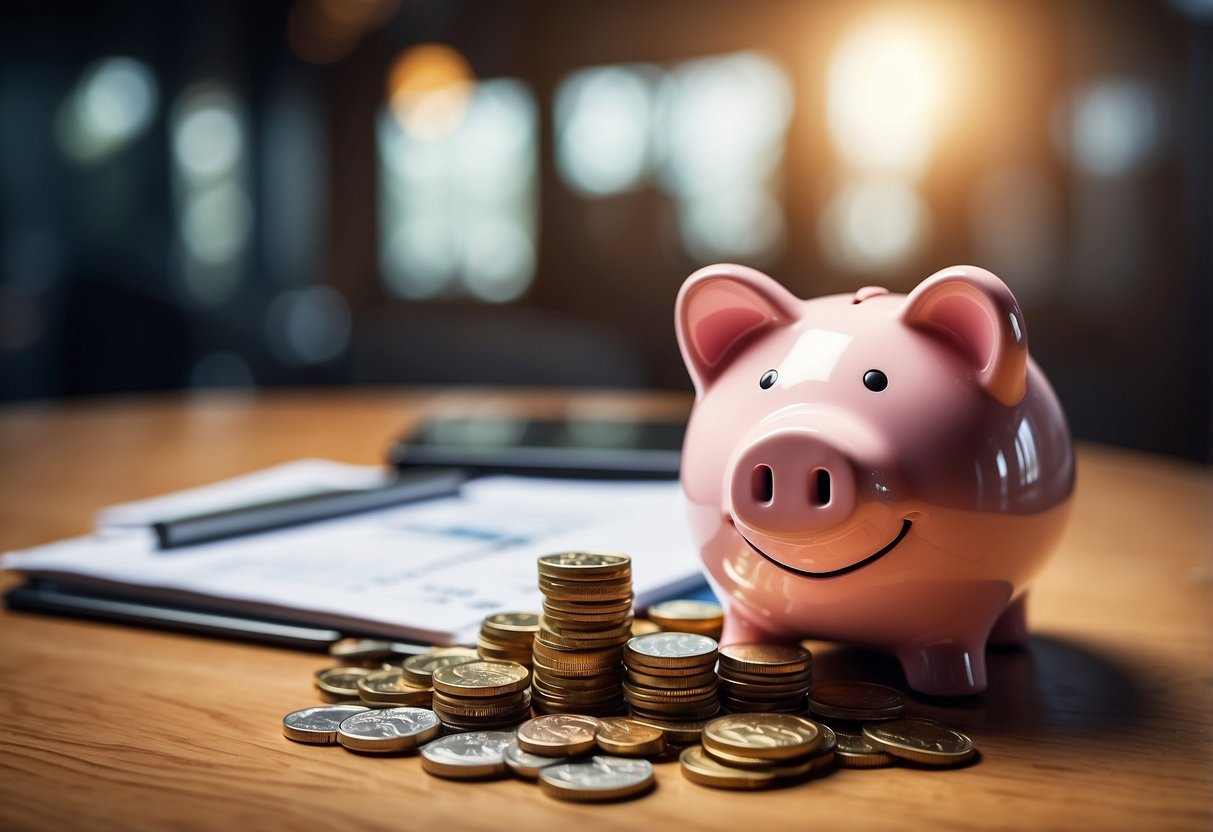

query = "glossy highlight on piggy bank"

[{"left": 675, "top": 264, "right": 1074, "bottom": 696}]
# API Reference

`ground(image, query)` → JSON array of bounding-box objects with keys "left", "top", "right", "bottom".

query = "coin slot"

[
  {"left": 810, "top": 468, "right": 831, "bottom": 507},
  {"left": 752, "top": 465, "right": 774, "bottom": 505}
]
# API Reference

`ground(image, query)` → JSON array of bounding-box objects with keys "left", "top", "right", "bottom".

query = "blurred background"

[{"left": 0, "top": 0, "right": 1209, "bottom": 462}]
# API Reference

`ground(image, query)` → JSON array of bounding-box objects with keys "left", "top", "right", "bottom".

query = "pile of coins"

[
  {"left": 645, "top": 599, "right": 724, "bottom": 640},
  {"left": 531, "top": 552, "right": 633, "bottom": 716},
  {"left": 680, "top": 713, "right": 835, "bottom": 790},
  {"left": 477, "top": 612, "right": 540, "bottom": 667},
  {"left": 430, "top": 659, "right": 532, "bottom": 731},
  {"left": 623, "top": 632, "right": 720, "bottom": 739},
  {"left": 808, "top": 681, "right": 975, "bottom": 768},
  {"left": 717, "top": 643, "right": 814, "bottom": 714}
]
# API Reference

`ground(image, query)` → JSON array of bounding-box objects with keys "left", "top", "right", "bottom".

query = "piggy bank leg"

[
  {"left": 720, "top": 607, "right": 786, "bottom": 646},
  {"left": 988, "top": 593, "right": 1030, "bottom": 647},
  {"left": 895, "top": 641, "right": 989, "bottom": 697}
]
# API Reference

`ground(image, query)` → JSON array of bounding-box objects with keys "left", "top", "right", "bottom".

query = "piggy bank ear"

[
  {"left": 901, "top": 265, "right": 1029, "bottom": 406},
  {"left": 675, "top": 264, "right": 800, "bottom": 393}
]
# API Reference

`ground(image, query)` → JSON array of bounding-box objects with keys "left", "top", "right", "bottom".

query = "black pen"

[{"left": 152, "top": 468, "right": 468, "bottom": 550}]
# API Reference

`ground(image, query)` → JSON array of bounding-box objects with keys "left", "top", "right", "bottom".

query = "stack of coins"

[
  {"left": 431, "top": 659, "right": 532, "bottom": 731},
  {"left": 477, "top": 612, "right": 541, "bottom": 667},
  {"left": 623, "top": 632, "right": 720, "bottom": 732},
  {"left": 646, "top": 599, "right": 724, "bottom": 640},
  {"left": 314, "top": 667, "right": 376, "bottom": 703},
  {"left": 356, "top": 668, "right": 435, "bottom": 708},
  {"left": 680, "top": 713, "right": 836, "bottom": 790},
  {"left": 717, "top": 643, "right": 814, "bottom": 714},
  {"left": 531, "top": 552, "right": 633, "bottom": 716}
]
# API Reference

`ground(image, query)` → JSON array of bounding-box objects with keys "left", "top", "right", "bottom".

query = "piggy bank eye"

[
  {"left": 863, "top": 369, "right": 888, "bottom": 392},
  {"left": 759, "top": 369, "right": 779, "bottom": 389}
]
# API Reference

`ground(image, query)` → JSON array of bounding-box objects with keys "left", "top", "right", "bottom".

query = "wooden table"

[{"left": 1, "top": 390, "right": 1210, "bottom": 831}]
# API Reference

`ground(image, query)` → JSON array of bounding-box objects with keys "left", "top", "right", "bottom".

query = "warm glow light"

[
  {"left": 827, "top": 15, "right": 951, "bottom": 177},
  {"left": 388, "top": 43, "right": 475, "bottom": 139}
]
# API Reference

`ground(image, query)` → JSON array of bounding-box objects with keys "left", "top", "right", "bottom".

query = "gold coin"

[
  {"left": 594, "top": 717, "right": 666, "bottom": 757},
  {"left": 401, "top": 652, "right": 479, "bottom": 687},
  {"left": 809, "top": 681, "right": 906, "bottom": 721},
  {"left": 834, "top": 730, "right": 897, "bottom": 768},
  {"left": 356, "top": 670, "right": 433, "bottom": 706},
  {"left": 679, "top": 745, "right": 777, "bottom": 790},
  {"left": 718, "top": 643, "right": 813, "bottom": 675},
  {"left": 518, "top": 714, "right": 601, "bottom": 757},
  {"left": 538, "top": 756, "right": 655, "bottom": 802},
  {"left": 862, "top": 718, "right": 976, "bottom": 767},
  {"left": 481, "top": 611, "right": 541, "bottom": 637},
  {"left": 702, "top": 713, "right": 823, "bottom": 761},
  {"left": 537, "top": 551, "right": 631, "bottom": 580},
  {"left": 629, "top": 715, "right": 711, "bottom": 745},
  {"left": 432, "top": 660, "right": 530, "bottom": 697},
  {"left": 314, "top": 667, "right": 376, "bottom": 698},
  {"left": 647, "top": 599, "right": 723, "bottom": 629}
]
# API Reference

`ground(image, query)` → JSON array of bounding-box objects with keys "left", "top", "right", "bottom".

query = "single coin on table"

[
  {"left": 834, "top": 730, "right": 897, "bottom": 768},
  {"left": 419, "top": 731, "right": 517, "bottom": 779},
  {"left": 646, "top": 599, "right": 724, "bottom": 635},
  {"left": 539, "top": 756, "right": 655, "bottom": 802},
  {"left": 356, "top": 669, "right": 432, "bottom": 705},
  {"left": 808, "top": 680, "right": 906, "bottom": 721},
  {"left": 282, "top": 704, "right": 370, "bottom": 744},
  {"left": 518, "top": 714, "right": 601, "bottom": 757},
  {"left": 504, "top": 739, "right": 572, "bottom": 779},
  {"left": 862, "top": 718, "right": 976, "bottom": 767},
  {"left": 400, "top": 652, "right": 478, "bottom": 687},
  {"left": 335, "top": 707, "right": 442, "bottom": 753},
  {"left": 702, "top": 713, "right": 823, "bottom": 761},
  {"left": 314, "top": 667, "right": 377, "bottom": 700},
  {"left": 594, "top": 717, "right": 667, "bottom": 757},
  {"left": 679, "top": 745, "right": 778, "bottom": 790}
]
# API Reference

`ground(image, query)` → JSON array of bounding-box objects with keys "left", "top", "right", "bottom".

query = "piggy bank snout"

[{"left": 729, "top": 431, "right": 856, "bottom": 537}]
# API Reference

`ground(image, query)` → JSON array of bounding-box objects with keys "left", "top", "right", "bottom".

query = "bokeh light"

[
  {"left": 387, "top": 43, "right": 475, "bottom": 139},
  {"left": 826, "top": 14, "right": 951, "bottom": 178},
  {"left": 555, "top": 65, "right": 659, "bottom": 197},
  {"left": 1064, "top": 79, "right": 1162, "bottom": 178},
  {"left": 818, "top": 179, "right": 930, "bottom": 273},
  {"left": 56, "top": 57, "right": 158, "bottom": 164},
  {"left": 266, "top": 285, "right": 352, "bottom": 365}
]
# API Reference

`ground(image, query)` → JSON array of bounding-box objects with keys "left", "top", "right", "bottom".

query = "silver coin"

[
  {"left": 539, "top": 755, "right": 655, "bottom": 801},
  {"left": 627, "top": 632, "right": 718, "bottom": 659},
  {"left": 503, "top": 739, "right": 572, "bottom": 779},
  {"left": 336, "top": 707, "right": 441, "bottom": 753},
  {"left": 420, "top": 730, "right": 516, "bottom": 779},
  {"left": 282, "top": 704, "right": 370, "bottom": 744}
]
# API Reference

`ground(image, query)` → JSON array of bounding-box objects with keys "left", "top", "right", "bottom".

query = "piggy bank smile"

[{"left": 731, "top": 516, "right": 913, "bottom": 579}]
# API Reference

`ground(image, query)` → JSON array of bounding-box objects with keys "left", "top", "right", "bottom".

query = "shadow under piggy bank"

[{"left": 808, "top": 635, "right": 1151, "bottom": 745}]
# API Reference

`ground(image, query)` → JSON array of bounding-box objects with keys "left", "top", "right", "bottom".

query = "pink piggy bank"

[{"left": 675, "top": 264, "right": 1074, "bottom": 696}]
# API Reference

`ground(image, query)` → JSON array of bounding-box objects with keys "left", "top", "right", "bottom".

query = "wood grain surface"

[{"left": 0, "top": 389, "right": 1209, "bottom": 831}]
